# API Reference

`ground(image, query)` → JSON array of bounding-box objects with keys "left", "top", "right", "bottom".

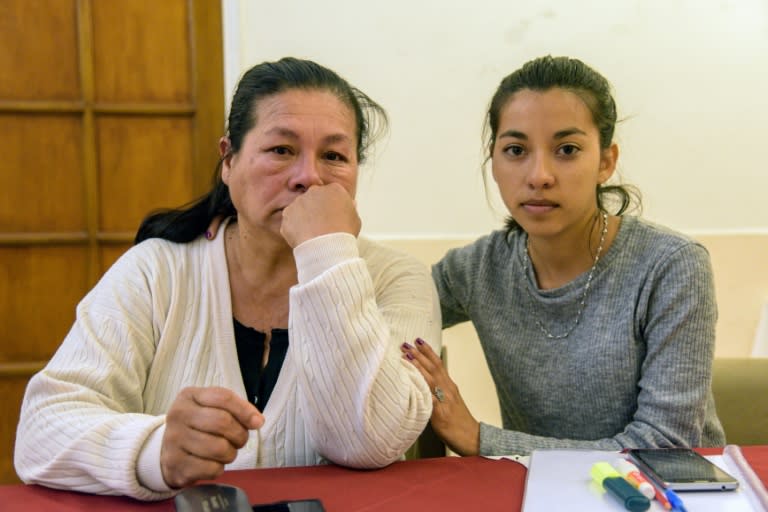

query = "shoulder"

[
  {"left": 357, "top": 237, "right": 431, "bottom": 278},
  {"left": 92, "top": 236, "right": 214, "bottom": 300},
  {"left": 108, "top": 237, "right": 193, "bottom": 276},
  {"left": 436, "top": 229, "right": 516, "bottom": 272},
  {"left": 619, "top": 216, "right": 710, "bottom": 261},
  {"left": 614, "top": 217, "right": 713, "bottom": 282}
]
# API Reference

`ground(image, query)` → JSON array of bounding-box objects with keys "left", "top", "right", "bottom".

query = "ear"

[
  {"left": 598, "top": 143, "right": 618, "bottom": 184},
  {"left": 219, "top": 136, "right": 234, "bottom": 185}
]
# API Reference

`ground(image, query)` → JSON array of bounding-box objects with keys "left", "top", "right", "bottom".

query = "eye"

[
  {"left": 268, "top": 146, "right": 292, "bottom": 156},
  {"left": 503, "top": 144, "right": 525, "bottom": 157},
  {"left": 557, "top": 144, "right": 580, "bottom": 157},
  {"left": 324, "top": 151, "right": 348, "bottom": 162}
]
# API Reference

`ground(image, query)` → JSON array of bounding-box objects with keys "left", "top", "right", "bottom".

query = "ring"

[{"left": 434, "top": 386, "right": 445, "bottom": 403}]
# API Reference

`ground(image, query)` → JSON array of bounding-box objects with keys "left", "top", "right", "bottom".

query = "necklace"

[{"left": 522, "top": 211, "right": 609, "bottom": 340}]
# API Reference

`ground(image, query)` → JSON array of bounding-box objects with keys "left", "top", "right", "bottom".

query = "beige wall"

[
  {"left": 226, "top": 1, "right": 768, "bottom": 238},
  {"left": 378, "top": 234, "right": 768, "bottom": 428}
]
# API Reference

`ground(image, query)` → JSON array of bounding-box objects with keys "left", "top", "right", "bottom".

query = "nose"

[
  {"left": 527, "top": 154, "right": 555, "bottom": 189},
  {"left": 289, "top": 154, "right": 323, "bottom": 192}
]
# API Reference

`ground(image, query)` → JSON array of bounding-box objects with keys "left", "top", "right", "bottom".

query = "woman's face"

[
  {"left": 491, "top": 88, "right": 617, "bottom": 240},
  {"left": 221, "top": 88, "right": 358, "bottom": 239}
]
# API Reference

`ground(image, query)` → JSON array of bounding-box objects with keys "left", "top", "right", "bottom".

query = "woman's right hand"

[
  {"left": 160, "top": 387, "right": 264, "bottom": 488},
  {"left": 401, "top": 339, "right": 481, "bottom": 456}
]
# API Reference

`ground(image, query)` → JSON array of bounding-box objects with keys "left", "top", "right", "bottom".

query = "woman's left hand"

[{"left": 401, "top": 338, "right": 480, "bottom": 456}]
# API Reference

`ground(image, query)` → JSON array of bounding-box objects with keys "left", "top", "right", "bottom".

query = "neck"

[
  {"left": 225, "top": 221, "right": 297, "bottom": 291},
  {"left": 527, "top": 211, "right": 610, "bottom": 290}
]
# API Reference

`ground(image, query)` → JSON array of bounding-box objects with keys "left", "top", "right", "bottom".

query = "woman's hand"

[
  {"left": 204, "top": 183, "right": 360, "bottom": 248},
  {"left": 401, "top": 339, "right": 481, "bottom": 456},
  {"left": 160, "top": 387, "right": 264, "bottom": 488},
  {"left": 280, "top": 183, "right": 360, "bottom": 248}
]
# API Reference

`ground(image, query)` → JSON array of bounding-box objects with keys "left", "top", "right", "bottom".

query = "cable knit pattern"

[
  {"left": 14, "top": 226, "right": 441, "bottom": 500},
  {"left": 433, "top": 215, "right": 725, "bottom": 456}
]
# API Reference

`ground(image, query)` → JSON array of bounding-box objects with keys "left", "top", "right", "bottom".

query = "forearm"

[
  {"left": 15, "top": 372, "right": 172, "bottom": 500},
  {"left": 291, "top": 234, "right": 439, "bottom": 466}
]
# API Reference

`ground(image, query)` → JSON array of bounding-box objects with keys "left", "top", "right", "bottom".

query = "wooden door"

[{"left": 0, "top": 0, "right": 224, "bottom": 484}]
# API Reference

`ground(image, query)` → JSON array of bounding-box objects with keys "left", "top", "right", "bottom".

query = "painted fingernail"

[
  {"left": 205, "top": 230, "right": 212, "bottom": 240},
  {"left": 401, "top": 342, "right": 414, "bottom": 350},
  {"left": 415, "top": 338, "right": 425, "bottom": 346},
  {"left": 405, "top": 353, "right": 414, "bottom": 360}
]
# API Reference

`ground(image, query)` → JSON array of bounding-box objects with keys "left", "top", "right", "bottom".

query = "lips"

[
  {"left": 522, "top": 199, "right": 558, "bottom": 207},
  {"left": 521, "top": 199, "right": 558, "bottom": 214}
]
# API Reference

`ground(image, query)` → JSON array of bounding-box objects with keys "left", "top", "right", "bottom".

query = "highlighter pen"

[
  {"left": 613, "top": 458, "right": 656, "bottom": 500},
  {"left": 591, "top": 462, "right": 651, "bottom": 512}
]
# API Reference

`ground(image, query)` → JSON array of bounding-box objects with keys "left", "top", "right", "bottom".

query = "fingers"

[
  {"left": 192, "top": 387, "right": 264, "bottom": 431},
  {"left": 400, "top": 338, "right": 449, "bottom": 399},
  {"left": 400, "top": 339, "right": 481, "bottom": 456},
  {"left": 401, "top": 338, "right": 443, "bottom": 379},
  {"left": 281, "top": 184, "right": 361, "bottom": 247},
  {"left": 161, "top": 387, "right": 264, "bottom": 488},
  {"left": 413, "top": 337, "right": 443, "bottom": 366}
]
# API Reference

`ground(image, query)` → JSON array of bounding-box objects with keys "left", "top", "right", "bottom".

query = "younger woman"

[{"left": 403, "top": 55, "right": 725, "bottom": 456}]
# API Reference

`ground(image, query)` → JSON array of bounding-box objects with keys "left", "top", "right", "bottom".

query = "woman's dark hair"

[
  {"left": 483, "top": 55, "right": 640, "bottom": 232},
  {"left": 135, "top": 57, "right": 388, "bottom": 243}
]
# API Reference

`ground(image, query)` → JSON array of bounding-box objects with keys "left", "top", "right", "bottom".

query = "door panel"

[
  {"left": 0, "top": 115, "right": 86, "bottom": 231},
  {"left": 0, "top": 0, "right": 224, "bottom": 484},
  {"left": 97, "top": 116, "right": 195, "bottom": 232},
  {"left": 0, "top": 1, "right": 81, "bottom": 100},
  {"left": 92, "top": 0, "right": 191, "bottom": 103},
  {"left": 0, "top": 247, "right": 89, "bottom": 362}
]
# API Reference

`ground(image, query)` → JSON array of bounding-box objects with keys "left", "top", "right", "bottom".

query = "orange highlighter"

[{"left": 614, "top": 458, "right": 672, "bottom": 510}]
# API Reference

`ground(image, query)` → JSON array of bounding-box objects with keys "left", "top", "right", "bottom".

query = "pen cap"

[
  {"left": 603, "top": 477, "right": 651, "bottom": 512},
  {"left": 614, "top": 458, "right": 640, "bottom": 477},
  {"left": 612, "top": 459, "right": 656, "bottom": 500}
]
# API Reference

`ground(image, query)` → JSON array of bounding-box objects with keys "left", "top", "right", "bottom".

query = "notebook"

[{"left": 520, "top": 447, "right": 763, "bottom": 511}]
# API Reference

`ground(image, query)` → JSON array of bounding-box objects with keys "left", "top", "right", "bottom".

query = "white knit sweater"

[{"left": 14, "top": 227, "right": 441, "bottom": 500}]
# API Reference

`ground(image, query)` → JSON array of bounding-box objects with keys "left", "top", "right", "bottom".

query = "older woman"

[{"left": 15, "top": 57, "right": 441, "bottom": 500}]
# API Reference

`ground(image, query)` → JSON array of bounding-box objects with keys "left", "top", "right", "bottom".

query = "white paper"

[{"left": 521, "top": 449, "right": 755, "bottom": 512}]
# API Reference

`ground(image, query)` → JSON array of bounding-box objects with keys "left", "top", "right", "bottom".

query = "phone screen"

[{"left": 628, "top": 448, "right": 739, "bottom": 491}]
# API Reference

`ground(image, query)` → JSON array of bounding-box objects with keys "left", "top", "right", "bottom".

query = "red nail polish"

[
  {"left": 415, "top": 338, "right": 425, "bottom": 346},
  {"left": 406, "top": 353, "right": 414, "bottom": 360},
  {"left": 402, "top": 342, "right": 413, "bottom": 350}
]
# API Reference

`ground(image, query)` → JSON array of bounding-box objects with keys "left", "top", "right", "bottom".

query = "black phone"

[
  {"left": 174, "top": 484, "right": 325, "bottom": 512},
  {"left": 174, "top": 484, "right": 252, "bottom": 512},
  {"left": 252, "top": 499, "right": 326, "bottom": 512},
  {"left": 627, "top": 448, "right": 739, "bottom": 491}
]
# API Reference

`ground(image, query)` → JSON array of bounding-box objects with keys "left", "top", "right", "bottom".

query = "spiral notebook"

[{"left": 521, "top": 446, "right": 767, "bottom": 512}]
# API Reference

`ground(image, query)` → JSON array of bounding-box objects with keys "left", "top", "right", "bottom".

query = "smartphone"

[
  {"left": 252, "top": 499, "right": 326, "bottom": 512},
  {"left": 627, "top": 448, "right": 739, "bottom": 491}
]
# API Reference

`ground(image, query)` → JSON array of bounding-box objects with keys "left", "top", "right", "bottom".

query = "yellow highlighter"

[{"left": 591, "top": 462, "right": 651, "bottom": 512}]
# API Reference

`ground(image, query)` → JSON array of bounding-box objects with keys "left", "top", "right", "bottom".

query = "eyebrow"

[
  {"left": 497, "top": 127, "right": 588, "bottom": 140},
  {"left": 264, "top": 127, "right": 353, "bottom": 145}
]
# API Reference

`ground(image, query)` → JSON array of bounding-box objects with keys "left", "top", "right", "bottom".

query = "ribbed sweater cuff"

[
  {"left": 136, "top": 423, "right": 173, "bottom": 493},
  {"left": 293, "top": 233, "right": 359, "bottom": 284}
]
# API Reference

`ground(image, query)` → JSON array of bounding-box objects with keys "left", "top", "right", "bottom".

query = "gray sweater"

[{"left": 433, "top": 215, "right": 726, "bottom": 455}]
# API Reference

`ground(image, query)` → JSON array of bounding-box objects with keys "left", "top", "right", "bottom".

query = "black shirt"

[{"left": 233, "top": 318, "right": 289, "bottom": 412}]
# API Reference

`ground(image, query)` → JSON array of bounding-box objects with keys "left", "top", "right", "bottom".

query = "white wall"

[{"left": 223, "top": 0, "right": 768, "bottom": 238}]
